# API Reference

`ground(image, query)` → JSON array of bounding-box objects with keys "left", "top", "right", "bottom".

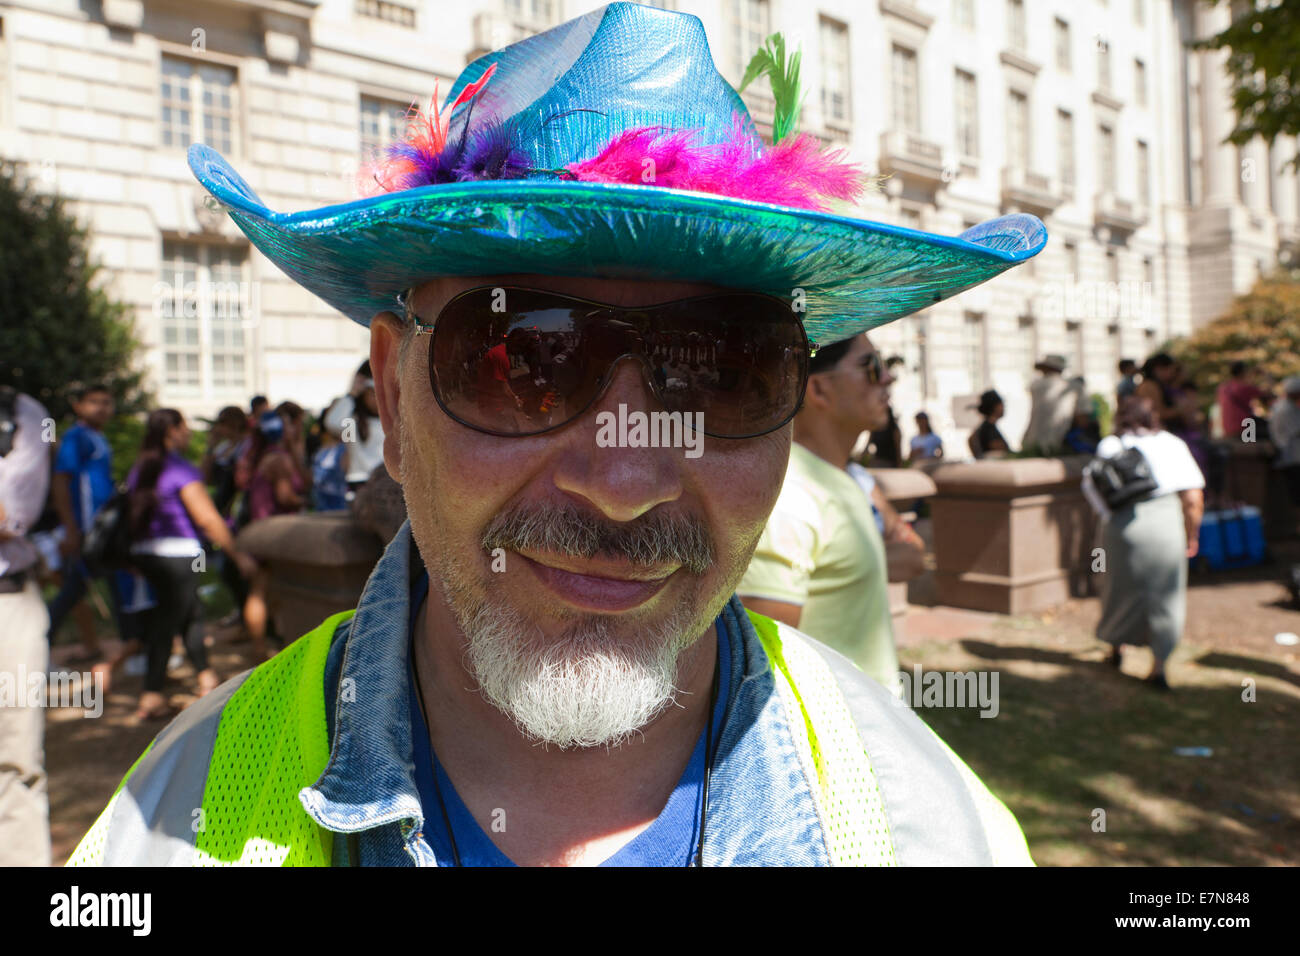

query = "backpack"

[
  {"left": 81, "top": 484, "right": 134, "bottom": 576},
  {"left": 1083, "top": 444, "right": 1158, "bottom": 510}
]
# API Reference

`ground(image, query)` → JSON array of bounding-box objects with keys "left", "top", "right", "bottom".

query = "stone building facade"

[{"left": 0, "top": 0, "right": 1295, "bottom": 452}]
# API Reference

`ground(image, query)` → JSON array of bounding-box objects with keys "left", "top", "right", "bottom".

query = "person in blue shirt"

[
  {"left": 47, "top": 384, "right": 122, "bottom": 662},
  {"left": 310, "top": 423, "right": 349, "bottom": 512}
]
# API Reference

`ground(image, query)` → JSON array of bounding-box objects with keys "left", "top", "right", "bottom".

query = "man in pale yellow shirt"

[{"left": 739, "top": 333, "right": 909, "bottom": 693}]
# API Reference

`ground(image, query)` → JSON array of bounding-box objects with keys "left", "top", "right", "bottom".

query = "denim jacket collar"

[
  {"left": 300, "top": 522, "right": 426, "bottom": 841},
  {"left": 300, "top": 519, "right": 829, "bottom": 866}
]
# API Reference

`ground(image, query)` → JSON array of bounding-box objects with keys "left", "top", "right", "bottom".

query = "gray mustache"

[{"left": 482, "top": 503, "right": 715, "bottom": 575}]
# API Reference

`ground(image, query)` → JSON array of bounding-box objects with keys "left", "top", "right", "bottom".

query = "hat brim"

[{"left": 191, "top": 145, "right": 1046, "bottom": 347}]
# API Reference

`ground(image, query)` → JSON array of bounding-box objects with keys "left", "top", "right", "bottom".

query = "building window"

[
  {"left": 819, "top": 17, "right": 850, "bottom": 127},
  {"left": 1137, "top": 140, "right": 1150, "bottom": 206},
  {"left": 0, "top": 17, "right": 8, "bottom": 128},
  {"left": 955, "top": 70, "right": 979, "bottom": 157},
  {"left": 1108, "top": 324, "right": 1123, "bottom": 375},
  {"left": 1098, "top": 123, "right": 1116, "bottom": 188},
  {"left": 899, "top": 205, "right": 922, "bottom": 230},
  {"left": 1097, "top": 39, "right": 1112, "bottom": 93},
  {"left": 891, "top": 44, "right": 920, "bottom": 134},
  {"left": 1064, "top": 239, "right": 1079, "bottom": 279},
  {"left": 1134, "top": 0, "right": 1145, "bottom": 26},
  {"left": 1007, "top": 89, "right": 1030, "bottom": 169},
  {"left": 1065, "top": 320, "right": 1084, "bottom": 376},
  {"left": 1143, "top": 256, "right": 1154, "bottom": 288},
  {"left": 1106, "top": 247, "right": 1119, "bottom": 284},
  {"left": 728, "top": 0, "right": 771, "bottom": 82},
  {"left": 356, "top": 0, "right": 417, "bottom": 28},
  {"left": 964, "top": 311, "right": 986, "bottom": 390},
  {"left": 1016, "top": 315, "right": 1037, "bottom": 383},
  {"left": 1057, "top": 109, "right": 1074, "bottom": 188},
  {"left": 161, "top": 56, "right": 237, "bottom": 153},
  {"left": 904, "top": 315, "right": 931, "bottom": 400},
  {"left": 1007, "top": 0, "right": 1027, "bottom": 53},
  {"left": 159, "top": 241, "right": 249, "bottom": 391},
  {"left": 359, "top": 95, "right": 411, "bottom": 156},
  {"left": 1054, "top": 18, "right": 1070, "bottom": 72},
  {"left": 504, "top": 0, "right": 557, "bottom": 27},
  {"left": 1134, "top": 58, "right": 1147, "bottom": 106},
  {"left": 953, "top": 0, "right": 974, "bottom": 29}
]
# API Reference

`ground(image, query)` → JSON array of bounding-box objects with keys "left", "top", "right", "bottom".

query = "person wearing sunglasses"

[
  {"left": 70, "top": 4, "right": 1043, "bottom": 867},
  {"left": 738, "top": 334, "right": 910, "bottom": 695}
]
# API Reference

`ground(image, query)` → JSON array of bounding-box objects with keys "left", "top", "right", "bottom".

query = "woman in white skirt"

[{"left": 1082, "top": 397, "right": 1204, "bottom": 689}]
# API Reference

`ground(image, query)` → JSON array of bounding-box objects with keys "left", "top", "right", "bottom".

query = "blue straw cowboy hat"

[{"left": 188, "top": 2, "right": 1046, "bottom": 346}]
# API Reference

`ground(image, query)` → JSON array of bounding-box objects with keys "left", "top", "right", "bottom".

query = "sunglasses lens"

[
  {"left": 645, "top": 296, "right": 807, "bottom": 437},
  {"left": 428, "top": 289, "right": 807, "bottom": 438},
  {"left": 431, "top": 289, "right": 600, "bottom": 436}
]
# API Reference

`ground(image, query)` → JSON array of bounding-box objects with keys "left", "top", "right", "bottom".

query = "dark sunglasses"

[
  {"left": 404, "top": 286, "right": 812, "bottom": 439},
  {"left": 814, "top": 350, "right": 885, "bottom": 385}
]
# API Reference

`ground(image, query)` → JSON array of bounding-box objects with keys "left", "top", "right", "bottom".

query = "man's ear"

[
  {"left": 803, "top": 373, "right": 833, "bottom": 412},
  {"left": 369, "top": 310, "right": 404, "bottom": 482}
]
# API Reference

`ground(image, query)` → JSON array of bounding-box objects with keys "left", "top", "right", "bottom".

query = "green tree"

[
  {"left": 1192, "top": 0, "right": 1300, "bottom": 173},
  {"left": 0, "top": 160, "right": 149, "bottom": 421},
  {"left": 1169, "top": 273, "right": 1300, "bottom": 392}
]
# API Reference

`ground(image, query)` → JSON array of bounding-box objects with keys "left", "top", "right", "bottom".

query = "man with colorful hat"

[{"left": 70, "top": 2, "right": 1044, "bottom": 866}]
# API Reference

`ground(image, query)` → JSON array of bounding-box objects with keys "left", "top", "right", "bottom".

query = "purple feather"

[{"left": 454, "top": 117, "right": 537, "bottom": 181}]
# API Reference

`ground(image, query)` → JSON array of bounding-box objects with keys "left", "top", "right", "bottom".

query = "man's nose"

[{"left": 551, "top": 358, "right": 685, "bottom": 524}]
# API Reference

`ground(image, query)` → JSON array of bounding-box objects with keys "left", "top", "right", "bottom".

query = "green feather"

[{"left": 738, "top": 32, "right": 805, "bottom": 142}]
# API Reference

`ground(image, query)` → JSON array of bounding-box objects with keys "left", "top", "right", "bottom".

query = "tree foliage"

[
  {"left": 1169, "top": 272, "right": 1300, "bottom": 389},
  {"left": 1192, "top": 0, "right": 1300, "bottom": 173},
  {"left": 0, "top": 160, "right": 149, "bottom": 421}
]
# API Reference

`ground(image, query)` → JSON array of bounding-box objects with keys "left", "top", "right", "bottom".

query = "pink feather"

[{"left": 565, "top": 120, "right": 868, "bottom": 212}]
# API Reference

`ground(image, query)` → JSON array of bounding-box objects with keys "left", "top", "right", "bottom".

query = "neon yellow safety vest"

[{"left": 68, "top": 609, "right": 1030, "bottom": 866}]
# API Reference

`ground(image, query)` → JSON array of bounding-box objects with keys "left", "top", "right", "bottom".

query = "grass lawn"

[{"left": 905, "top": 614, "right": 1300, "bottom": 866}]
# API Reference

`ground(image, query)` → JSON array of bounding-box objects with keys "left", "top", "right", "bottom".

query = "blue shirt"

[
  {"left": 311, "top": 444, "right": 348, "bottom": 512},
  {"left": 406, "top": 568, "right": 731, "bottom": 866},
  {"left": 54, "top": 423, "right": 114, "bottom": 531}
]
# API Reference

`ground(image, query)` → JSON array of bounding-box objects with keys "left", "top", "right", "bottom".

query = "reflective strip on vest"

[
  {"left": 66, "top": 610, "right": 354, "bottom": 867},
  {"left": 191, "top": 609, "right": 352, "bottom": 865},
  {"left": 746, "top": 609, "right": 897, "bottom": 866}
]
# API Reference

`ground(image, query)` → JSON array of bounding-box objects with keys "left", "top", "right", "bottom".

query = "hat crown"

[{"left": 441, "top": 2, "right": 760, "bottom": 169}]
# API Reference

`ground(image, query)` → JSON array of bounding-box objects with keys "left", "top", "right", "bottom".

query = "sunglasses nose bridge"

[{"left": 591, "top": 351, "right": 666, "bottom": 409}]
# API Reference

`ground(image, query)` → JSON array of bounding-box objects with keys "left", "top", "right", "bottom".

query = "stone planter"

[
  {"left": 236, "top": 512, "right": 385, "bottom": 642},
  {"left": 1224, "top": 441, "right": 1298, "bottom": 539},
  {"left": 927, "top": 456, "right": 1098, "bottom": 614},
  {"left": 866, "top": 466, "right": 938, "bottom": 618},
  {"left": 235, "top": 466, "right": 408, "bottom": 641}
]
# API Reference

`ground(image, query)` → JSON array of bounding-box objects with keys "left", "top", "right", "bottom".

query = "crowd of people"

[
  {"left": 849, "top": 350, "right": 1300, "bottom": 696},
  {"left": 866, "top": 351, "right": 1295, "bottom": 517},
  {"left": 10, "top": 361, "right": 385, "bottom": 723}
]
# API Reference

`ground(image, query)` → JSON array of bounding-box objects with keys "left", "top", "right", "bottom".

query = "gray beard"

[{"left": 436, "top": 562, "right": 701, "bottom": 750}]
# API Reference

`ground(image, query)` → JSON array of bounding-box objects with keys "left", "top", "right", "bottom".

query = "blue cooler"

[{"left": 1196, "top": 507, "right": 1266, "bottom": 571}]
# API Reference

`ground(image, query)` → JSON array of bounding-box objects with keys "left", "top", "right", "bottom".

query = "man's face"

[
  {"left": 75, "top": 390, "right": 114, "bottom": 428},
  {"left": 371, "top": 274, "right": 793, "bottom": 749},
  {"left": 812, "top": 333, "right": 894, "bottom": 434}
]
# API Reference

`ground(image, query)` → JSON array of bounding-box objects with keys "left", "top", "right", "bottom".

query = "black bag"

[
  {"left": 1084, "top": 445, "right": 1158, "bottom": 510},
  {"left": 81, "top": 484, "right": 133, "bottom": 576}
]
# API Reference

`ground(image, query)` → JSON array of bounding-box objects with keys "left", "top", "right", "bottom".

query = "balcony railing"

[
  {"left": 1000, "top": 166, "right": 1063, "bottom": 213},
  {"left": 1093, "top": 191, "right": 1148, "bottom": 231},
  {"left": 879, "top": 130, "right": 945, "bottom": 185}
]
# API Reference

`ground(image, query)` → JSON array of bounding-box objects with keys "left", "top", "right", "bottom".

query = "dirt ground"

[{"left": 41, "top": 544, "right": 1300, "bottom": 866}]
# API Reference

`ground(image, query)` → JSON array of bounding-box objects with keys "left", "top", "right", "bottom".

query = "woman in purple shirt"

[{"left": 124, "top": 409, "right": 257, "bottom": 720}]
